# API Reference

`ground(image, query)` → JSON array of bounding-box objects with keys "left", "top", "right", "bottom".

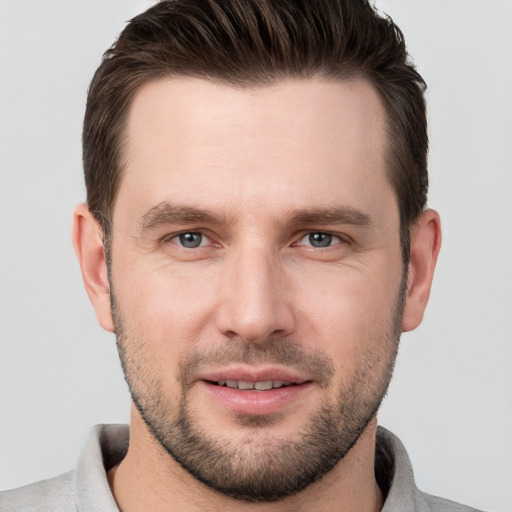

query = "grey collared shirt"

[{"left": 0, "top": 424, "right": 483, "bottom": 511}]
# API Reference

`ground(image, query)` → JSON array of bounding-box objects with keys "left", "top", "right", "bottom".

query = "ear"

[
  {"left": 402, "top": 209, "right": 442, "bottom": 332},
  {"left": 72, "top": 204, "right": 114, "bottom": 333}
]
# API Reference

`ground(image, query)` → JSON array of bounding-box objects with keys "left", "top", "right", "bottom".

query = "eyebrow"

[
  {"left": 285, "top": 207, "right": 372, "bottom": 227},
  {"left": 140, "top": 202, "right": 372, "bottom": 233},
  {"left": 141, "top": 202, "right": 228, "bottom": 232}
]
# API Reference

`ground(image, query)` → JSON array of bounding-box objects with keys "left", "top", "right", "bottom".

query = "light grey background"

[{"left": 0, "top": 1, "right": 511, "bottom": 511}]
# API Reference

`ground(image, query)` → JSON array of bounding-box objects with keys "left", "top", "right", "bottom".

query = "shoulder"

[
  {"left": 415, "top": 490, "right": 485, "bottom": 512},
  {"left": 0, "top": 424, "right": 127, "bottom": 512},
  {"left": 376, "top": 427, "right": 485, "bottom": 512},
  {"left": 0, "top": 471, "right": 75, "bottom": 511}
]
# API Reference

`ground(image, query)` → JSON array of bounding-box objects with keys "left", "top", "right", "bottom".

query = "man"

[{"left": 0, "top": 0, "right": 484, "bottom": 510}]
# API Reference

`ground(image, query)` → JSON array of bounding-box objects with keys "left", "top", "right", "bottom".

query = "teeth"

[
  {"left": 217, "top": 380, "right": 294, "bottom": 390},
  {"left": 254, "top": 381, "right": 273, "bottom": 391}
]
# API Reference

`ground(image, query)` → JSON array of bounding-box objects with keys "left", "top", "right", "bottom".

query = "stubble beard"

[{"left": 111, "top": 276, "right": 405, "bottom": 503}]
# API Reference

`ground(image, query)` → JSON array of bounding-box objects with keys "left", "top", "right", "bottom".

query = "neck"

[{"left": 108, "top": 406, "right": 383, "bottom": 512}]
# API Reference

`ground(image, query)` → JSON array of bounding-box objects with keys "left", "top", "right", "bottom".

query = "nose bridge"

[{"left": 218, "top": 240, "right": 293, "bottom": 343}]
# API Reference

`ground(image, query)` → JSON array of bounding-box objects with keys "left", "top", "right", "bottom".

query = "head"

[
  {"left": 74, "top": 0, "right": 441, "bottom": 505},
  {"left": 83, "top": 0, "right": 428, "bottom": 264}
]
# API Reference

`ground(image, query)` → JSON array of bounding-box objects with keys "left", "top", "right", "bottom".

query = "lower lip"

[{"left": 200, "top": 381, "right": 313, "bottom": 415}]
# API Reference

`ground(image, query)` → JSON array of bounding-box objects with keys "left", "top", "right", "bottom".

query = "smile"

[
  {"left": 201, "top": 376, "right": 313, "bottom": 416},
  {"left": 214, "top": 380, "right": 294, "bottom": 390}
]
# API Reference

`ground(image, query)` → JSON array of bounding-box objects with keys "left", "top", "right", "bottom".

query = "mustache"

[{"left": 178, "top": 338, "right": 335, "bottom": 389}]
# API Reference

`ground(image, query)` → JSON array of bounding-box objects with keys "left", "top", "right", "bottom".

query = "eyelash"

[
  {"left": 161, "top": 231, "right": 214, "bottom": 249},
  {"left": 295, "top": 232, "right": 345, "bottom": 248},
  {"left": 162, "top": 230, "right": 347, "bottom": 250}
]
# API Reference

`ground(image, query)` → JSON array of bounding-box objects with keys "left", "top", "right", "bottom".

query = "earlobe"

[
  {"left": 72, "top": 204, "right": 114, "bottom": 333},
  {"left": 401, "top": 209, "right": 442, "bottom": 332}
]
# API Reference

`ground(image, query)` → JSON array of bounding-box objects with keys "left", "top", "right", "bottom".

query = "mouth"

[
  {"left": 209, "top": 379, "right": 297, "bottom": 391},
  {"left": 198, "top": 369, "right": 313, "bottom": 416}
]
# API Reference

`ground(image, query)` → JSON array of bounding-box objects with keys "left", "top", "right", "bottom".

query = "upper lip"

[{"left": 197, "top": 366, "right": 310, "bottom": 385}]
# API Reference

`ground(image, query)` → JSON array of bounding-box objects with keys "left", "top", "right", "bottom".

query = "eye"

[
  {"left": 298, "top": 232, "right": 343, "bottom": 248},
  {"left": 173, "top": 232, "right": 208, "bottom": 248}
]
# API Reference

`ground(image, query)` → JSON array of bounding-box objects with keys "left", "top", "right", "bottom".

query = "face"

[{"left": 109, "top": 77, "right": 405, "bottom": 501}]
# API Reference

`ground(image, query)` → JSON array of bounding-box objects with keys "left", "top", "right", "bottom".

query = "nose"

[{"left": 215, "top": 246, "right": 296, "bottom": 344}]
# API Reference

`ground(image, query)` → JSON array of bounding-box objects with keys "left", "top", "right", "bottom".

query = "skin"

[{"left": 73, "top": 77, "right": 441, "bottom": 511}]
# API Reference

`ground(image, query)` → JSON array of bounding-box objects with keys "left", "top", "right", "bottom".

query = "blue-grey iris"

[
  {"left": 179, "top": 233, "right": 202, "bottom": 248},
  {"left": 309, "top": 232, "right": 332, "bottom": 247}
]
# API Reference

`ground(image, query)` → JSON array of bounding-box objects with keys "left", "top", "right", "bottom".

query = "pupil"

[
  {"left": 309, "top": 232, "right": 331, "bottom": 247},
  {"left": 179, "top": 233, "right": 202, "bottom": 248}
]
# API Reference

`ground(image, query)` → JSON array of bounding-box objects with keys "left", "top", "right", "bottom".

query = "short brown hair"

[{"left": 83, "top": 0, "right": 428, "bottom": 261}]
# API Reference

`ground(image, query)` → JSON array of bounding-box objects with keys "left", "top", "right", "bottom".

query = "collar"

[{"left": 73, "top": 424, "right": 418, "bottom": 510}]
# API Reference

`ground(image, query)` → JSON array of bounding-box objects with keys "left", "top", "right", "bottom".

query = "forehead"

[{"left": 116, "top": 77, "right": 394, "bottom": 225}]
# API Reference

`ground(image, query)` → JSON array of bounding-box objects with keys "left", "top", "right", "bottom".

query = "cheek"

[
  {"left": 292, "top": 260, "right": 402, "bottom": 360},
  {"left": 113, "top": 259, "right": 219, "bottom": 351}
]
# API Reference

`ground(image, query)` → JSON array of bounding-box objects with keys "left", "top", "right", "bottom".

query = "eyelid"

[
  {"left": 158, "top": 228, "right": 348, "bottom": 249},
  {"left": 160, "top": 230, "right": 194, "bottom": 243},
  {"left": 161, "top": 229, "right": 219, "bottom": 248},
  {"left": 294, "top": 231, "right": 348, "bottom": 248}
]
